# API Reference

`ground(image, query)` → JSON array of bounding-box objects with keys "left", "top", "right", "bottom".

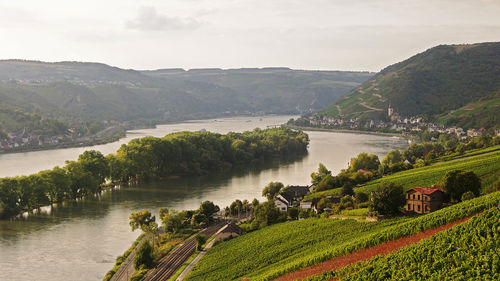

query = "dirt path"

[
  {"left": 274, "top": 215, "right": 475, "bottom": 281},
  {"left": 359, "top": 102, "right": 383, "bottom": 111}
]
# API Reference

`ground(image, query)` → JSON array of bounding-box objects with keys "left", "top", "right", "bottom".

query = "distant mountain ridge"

[
  {"left": 0, "top": 60, "right": 372, "bottom": 134},
  {"left": 321, "top": 42, "right": 500, "bottom": 129}
]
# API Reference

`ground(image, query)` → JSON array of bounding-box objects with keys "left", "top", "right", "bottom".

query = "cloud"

[{"left": 126, "top": 6, "right": 200, "bottom": 31}]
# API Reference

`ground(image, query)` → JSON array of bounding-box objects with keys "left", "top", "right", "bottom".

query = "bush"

[
  {"left": 355, "top": 192, "right": 369, "bottom": 203},
  {"left": 369, "top": 182, "right": 405, "bottom": 216},
  {"left": 461, "top": 191, "right": 475, "bottom": 201},
  {"left": 195, "top": 234, "right": 207, "bottom": 251},
  {"left": 134, "top": 241, "right": 154, "bottom": 270},
  {"left": 440, "top": 170, "right": 481, "bottom": 202},
  {"left": 130, "top": 269, "right": 149, "bottom": 281}
]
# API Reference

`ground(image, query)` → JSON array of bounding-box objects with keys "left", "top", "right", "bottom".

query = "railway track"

[{"left": 144, "top": 223, "right": 226, "bottom": 281}]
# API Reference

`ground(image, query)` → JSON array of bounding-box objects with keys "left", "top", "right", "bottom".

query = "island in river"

[{"left": 0, "top": 115, "right": 408, "bottom": 281}]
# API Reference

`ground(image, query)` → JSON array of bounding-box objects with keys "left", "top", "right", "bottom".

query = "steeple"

[{"left": 388, "top": 102, "right": 393, "bottom": 117}]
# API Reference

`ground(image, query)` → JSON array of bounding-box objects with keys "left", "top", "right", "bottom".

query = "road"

[{"left": 144, "top": 223, "right": 227, "bottom": 281}]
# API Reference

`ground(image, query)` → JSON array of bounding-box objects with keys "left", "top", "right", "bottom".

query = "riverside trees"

[{"left": 0, "top": 128, "right": 308, "bottom": 219}]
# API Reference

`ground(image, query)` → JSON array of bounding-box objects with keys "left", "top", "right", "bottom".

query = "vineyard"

[
  {"left": 305, "top": 147, "right": 500, "bottom": 201},
  {"left": 185, "top": 191, "right": 500, "bottom": 281},
  {"left": 309, "top": 206, "right": 499, "bottom": 281}
]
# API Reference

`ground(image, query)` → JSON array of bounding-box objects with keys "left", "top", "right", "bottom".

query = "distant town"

[
  {"left": 0, "top": 122, "right": 124, "bottom": 153},
  {"left": 292, "top": 104, "right": 500, "bottom": 139}
]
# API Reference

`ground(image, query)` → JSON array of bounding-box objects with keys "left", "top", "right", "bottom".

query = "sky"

[{"left": 0, "top": 0, "right": 499, "bottom": 72}]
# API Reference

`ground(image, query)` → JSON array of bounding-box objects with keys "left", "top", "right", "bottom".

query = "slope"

[
  {"left": 0, "top": 60, "right": 372, "bottom": 133},
  {"left": 184, "top": 192, "right": 500, "bottom": 281},
  {"left": 321, "top": 42, "right": 500, "bottom": 128},
  {"left": 308, "top": 207, "right": 499, "bottom": 281}
]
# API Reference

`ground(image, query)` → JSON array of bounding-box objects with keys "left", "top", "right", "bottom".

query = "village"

[
  {"left": 0, "top": 122, "right": 124, "bottom": 152},
  {"left": 302, "top": 104, "right": 495, "bottom": 138}
]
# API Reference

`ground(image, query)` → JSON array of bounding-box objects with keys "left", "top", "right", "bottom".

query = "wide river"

[{"left": 0, "top": 115, "right": 408, "bottom": 281}]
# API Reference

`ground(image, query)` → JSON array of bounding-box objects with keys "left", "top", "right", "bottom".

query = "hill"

[
  {"left": 0, "top": 60, "right": 372, "bottom": 136},
  {"left": 305, "top": 145, "right": 500, "bottom": 201},
  {"left": 321, "top": 42, "right": 500, "bottom": 129},
  {"left": 185, "top": 191, "right": 500, "bottom": 281}
]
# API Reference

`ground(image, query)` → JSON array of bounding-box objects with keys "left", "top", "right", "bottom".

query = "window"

[
  {"left": 413, "top": 194, "right": 415, "bottom": 199},
  {"left": 417, "top": 195, "right": 420, "bottom": 200},
  {"left": 408, "top": 204, "right": 411, "bottom": 210},
  {"left": 417, "top": 205, "right": 420, "bottom": 211},
  {"left": 426, "top": 205, "right": 429, "bottom": 211}
]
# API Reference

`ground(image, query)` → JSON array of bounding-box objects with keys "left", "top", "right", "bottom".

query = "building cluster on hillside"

[
  {"left": 273, "top": 184, "right": 446, "bottom": 216},
  {"left": 0, "top": 128, "right": 74, "bottom": 152},
  {"left": 305, "top": 104, "right": 493, "bottom": 138}
]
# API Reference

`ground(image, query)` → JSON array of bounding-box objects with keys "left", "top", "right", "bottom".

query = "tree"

[
  {"left": 262, "top": 182, "right": 284, "bottom": 200},
  {"left": 340, "top": 195, "right": 354, "bottom": 210},
  {"left": 78, "top": 150, "right": 109, "bottom": 184},
  {"left": 369, "top": 182, "right": 405, "bottom": 216},
  {"left": 440, "top": 170, "right": 481, "bottom": 202},
  {"left": 311, "top": 163, "right": 331, "bottom": 185},
  {"left": 199, "top": 201, "right": 219, "bottom": 221},
  {"left": 341, "top": 181, "right": 354, "bottom": 197},
  {"left": 129, "top": 210, "right": 156, "bottom": 233},
  {"left": 254, "top": 201, "right": 283, "bottom": 226},
  {"left": 230, "top": 199, "right": 243, "bottom": 216},
  {"left": 288, "top": 207, "right": 299, "bottom": 220},
  {"left": 159, "top": 208, "right": 184, "bottom": 233},
  {"left": 134, "top": 241, "right": 154, "bottom": 270},
  {"left": 355, "top": 192, "right": 369, "bottom": 203},
  {"left": 65, "top": 160, "right": 99, "bottom": 198},
  {"left": 191, "top": 212, "right": 208, "bottom": 227},
  {"left": 349, "top": 153, "right": 380, "bottom": 172},
  {"left": 382, "top": 150, "right": 403, "bottom": 167},
  {"left": 195, "top": 234, "right": 207, "bottom": 251},
  {"left": 251, "top": 198, "right": 259, "bottom": 209}
]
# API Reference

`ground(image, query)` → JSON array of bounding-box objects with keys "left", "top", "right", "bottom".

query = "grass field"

[
  {"left": 304, "top": 146, "right": 500, "bottom": 201},
  {"left": 185, "top": 192, "right": 500, "bottom": 281},
  {"left": 309, "top": 206, "right": 499, "bottom": 281}
]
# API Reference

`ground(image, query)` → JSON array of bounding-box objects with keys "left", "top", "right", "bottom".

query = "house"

[
  {"left": 215, "top": 223, "right": 243, "bottom": 242},
  {"left": 405, "top": 185, "right": 444, "bottom": 214},
  {"left": 274, "top": 185, "right": 311, "bottom": 212}
]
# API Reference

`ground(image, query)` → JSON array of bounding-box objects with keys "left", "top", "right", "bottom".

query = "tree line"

[
  {"left": 312, "top": 135, "right": 500, "bottom": 193},
  {"left": 0, "top": 128, "right": 309, "bottom": 219}
]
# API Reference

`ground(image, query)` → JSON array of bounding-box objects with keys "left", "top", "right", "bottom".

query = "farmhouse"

[
  {"left": 274, "top": 185, "right": 311, "bottom": 212},
  {"left": 215, "top": 223, "right": 243, "bottom": 242},
  {"left": 405, "top": 185, "right": 444, "bottom": 214}
]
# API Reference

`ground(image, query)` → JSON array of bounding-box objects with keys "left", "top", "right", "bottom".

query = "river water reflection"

[{"left": 0, "top": 116, "right": 408, "bottom": 281}]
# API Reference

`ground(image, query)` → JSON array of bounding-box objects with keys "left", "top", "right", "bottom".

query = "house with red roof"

[{"left": 405, "top": 185, "right": 444, "bottom": 214}]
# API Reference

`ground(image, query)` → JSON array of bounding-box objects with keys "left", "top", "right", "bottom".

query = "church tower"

[{"left": 388, "top": 103, "right": 394, "bottom": 117}]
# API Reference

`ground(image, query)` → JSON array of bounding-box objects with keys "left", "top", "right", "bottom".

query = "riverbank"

[
  {"left": 285, "top": 125, "right": 407, "bottom": 138},
  {"left": 0, "top": 126, "right": 126, "bottom": 155},
  {"left": 0, "top": 114, "right": 282, "bottom": 155}
]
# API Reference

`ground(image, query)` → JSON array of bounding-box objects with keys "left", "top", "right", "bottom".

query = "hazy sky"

[{"left": 0, "top": 0, "right": 499, "bottom": 71}]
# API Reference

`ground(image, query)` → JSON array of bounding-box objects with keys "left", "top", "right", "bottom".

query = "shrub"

[
  {"left": 134, "top": 241, "right": 154, "bottom": 270},
  {"left": 369, "top": 182, "right": 405, "bottom": 215},
  {"left": 440, "top": 170, "right": 481, "bottom": 202},
  {"left": 195, "top": 234, "right": 207, "bottom": 251},
  {"left": 461, "top": 191, "right": 475, "bottom": 201},
  {"left": 355, "top": 192, "right": 369, "bottom": 203}
]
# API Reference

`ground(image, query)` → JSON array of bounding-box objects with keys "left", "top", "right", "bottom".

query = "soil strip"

[{"left": 274, "top": 215, "right": 475, "bottom": 281}]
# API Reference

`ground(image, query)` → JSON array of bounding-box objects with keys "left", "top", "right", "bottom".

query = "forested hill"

[
  {"left": 321, "top": 42, "right": 500, "bottom": 128},
  {"left": 0, "top": 60, "right": 372, "bottom": 135}
]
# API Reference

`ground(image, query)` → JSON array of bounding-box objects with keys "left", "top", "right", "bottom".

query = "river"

[{"left": 0, "top": 115, "right": 408, "bottom": 281}]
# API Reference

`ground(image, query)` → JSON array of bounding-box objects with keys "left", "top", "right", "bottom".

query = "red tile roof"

[{"left": 407, "top": 186, "right": 443, "bottom": 194}]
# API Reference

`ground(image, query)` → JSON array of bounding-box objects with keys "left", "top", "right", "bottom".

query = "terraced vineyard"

[
  {"left": 309, "top": 207, "right": 499, "bottom": 281},
  {"left": 185, "top": 192, "right": 500, "bottom": 281},
  {"left": 304, "top": 146, "right": 500, "bottom": 201}
]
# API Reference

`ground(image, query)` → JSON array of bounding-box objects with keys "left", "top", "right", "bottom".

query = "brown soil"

[{"left": 274, "top": 215, "right": 475, "bottom": 281}]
